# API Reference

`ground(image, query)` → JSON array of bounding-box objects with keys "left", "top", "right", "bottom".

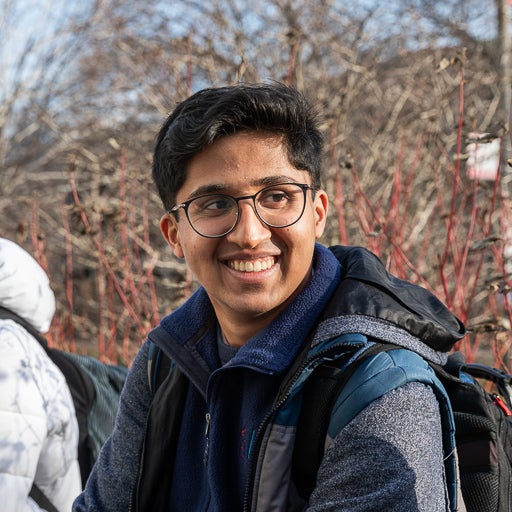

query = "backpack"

[
  {"left": 147, "top": 338, "right": 512, "bottom": 512},
  {"left": 293, "top": 341, "right": 512, "bottom": 512},
  {"left": 0, "top": 306, "right": 128, "bottom": 499}
]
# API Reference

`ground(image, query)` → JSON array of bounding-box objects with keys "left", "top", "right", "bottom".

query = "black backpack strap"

[
  {"left": 292, "top": 342, "right": 401, "bottom": 500},
  {"left": 147, "top": 340, "right": 173, "bottom": 394},
  {"left": 292, "top": 360, "right": 346, "bottom": 498},
  {"left": 134, "top": 344, "right": 188, "bottom": 510},
  {"left": 49, "top": 350, "right": 96, "bottom": 485},
  {"left": 29, "top": 483, "right": 59, "bottom": 512},
  {"left": 463, "top": 362, "right": 512, "bottom": 408},
  {"left": 0, "top": 305, "right": 49, "bottom": 346}
]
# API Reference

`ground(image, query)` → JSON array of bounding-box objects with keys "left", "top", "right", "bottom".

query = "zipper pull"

[
  {"left": 204, "top": 412, "right": 211, "bottom": 466},
  {"left": 493, "top": 394, "right": 512, "bottom": 416}
]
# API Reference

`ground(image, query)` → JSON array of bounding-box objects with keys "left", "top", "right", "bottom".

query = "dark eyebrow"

[
  {"left": 186, "top": 184, "right": 228, "bottom": 199},
  {"left": 257, "top": 175, "right": 302, "bottom": 186},
  {"left": 186, "top": 175, "right": 303, "bottom": 200}
]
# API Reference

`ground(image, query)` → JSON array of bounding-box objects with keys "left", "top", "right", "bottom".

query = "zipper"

[
  {"left": 204, "top": 412, "right": 211, "bottom": 465},
  {"left": 241, "top": 341, "right": 363, "bottom": 511}
]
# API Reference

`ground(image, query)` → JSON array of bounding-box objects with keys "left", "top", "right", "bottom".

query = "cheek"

[
  {"left": 295, "top": 213, "right": 322, "bottom": 244},
  {"left": 278, "top": 227, "right": 315, "bottom": 267},
  {"left": 180, "top": 237, "right": 216, "bottom": 268},
  {"left": 172, "top": 221, "right": 204, "bottom": 261}
]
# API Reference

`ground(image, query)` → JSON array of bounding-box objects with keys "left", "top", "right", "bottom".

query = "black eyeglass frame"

[{"left": 169, "top": 182, "right": 316, "bottom": 238}]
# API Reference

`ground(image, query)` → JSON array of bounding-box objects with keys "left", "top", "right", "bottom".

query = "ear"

[
  {"left": 160, "top": 213, "right": 185, "bottom": 259},
  {"left": 313, "top": 189, "right": 328, "bottom": 239}
]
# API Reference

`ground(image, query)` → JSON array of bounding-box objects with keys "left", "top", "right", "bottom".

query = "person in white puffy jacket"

[{"left": 0, "top": 237, "right": 81, "bottom": 512}]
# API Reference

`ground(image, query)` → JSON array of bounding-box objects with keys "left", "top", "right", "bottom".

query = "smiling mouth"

[{"left": 228, "top": 257, "right": 276, "bottom": 273}]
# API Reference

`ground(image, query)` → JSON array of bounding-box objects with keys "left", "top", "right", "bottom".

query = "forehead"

[{"left": 179, "top": 132, "right": 309, "bottom": 199}]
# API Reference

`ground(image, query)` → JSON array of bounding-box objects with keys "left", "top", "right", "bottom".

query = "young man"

[{"left": 73, "top": 83, "right": 466, "bottom": 511}]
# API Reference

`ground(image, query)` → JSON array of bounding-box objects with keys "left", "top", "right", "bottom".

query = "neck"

[
  {"left": 215, "top": 268, "right": 314, "bottom": 348},
  {"left": 217, "top": 313, "right": 275, "bottom": 348}
]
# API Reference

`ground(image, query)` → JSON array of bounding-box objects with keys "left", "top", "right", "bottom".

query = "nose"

[{"left": 225, "top": 200, "right": 271, "bottom": 248}]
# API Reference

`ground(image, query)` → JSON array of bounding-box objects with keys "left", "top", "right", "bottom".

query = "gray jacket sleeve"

[{"left": 307, "top": 382, "right": 455, "bottom": 512}]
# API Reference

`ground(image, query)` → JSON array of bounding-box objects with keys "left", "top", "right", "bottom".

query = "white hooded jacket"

[{"left": 0, "top": 238, "right": 81, "bottom": 511}]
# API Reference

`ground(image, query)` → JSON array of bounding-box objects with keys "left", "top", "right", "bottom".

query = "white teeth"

[{"left": 229, "top": 258, "right": 274, "bottom": 272}]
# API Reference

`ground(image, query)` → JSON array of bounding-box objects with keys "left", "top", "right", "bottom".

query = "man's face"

[{"left": 160, "top": 131, "right": 328, "bottom": 345}]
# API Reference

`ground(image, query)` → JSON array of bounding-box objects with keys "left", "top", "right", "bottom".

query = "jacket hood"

[
  {"left": 0, "top": 238, "right": 55, "bottom": 333},
  {"left": 326, "top": 245, "right": 466, "bottom": 352}
]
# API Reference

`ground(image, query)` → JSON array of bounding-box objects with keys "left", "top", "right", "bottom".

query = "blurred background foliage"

[{"left": 1, "top": 0, "right": 512, "bottom": 368}]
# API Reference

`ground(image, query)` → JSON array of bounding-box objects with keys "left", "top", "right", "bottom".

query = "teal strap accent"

[{"left": 328, "top": 347, "right": 457, "bottom": 512}]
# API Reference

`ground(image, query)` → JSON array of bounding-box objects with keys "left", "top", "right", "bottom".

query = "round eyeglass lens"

[
  {"left": 187, "top": 195, "right": 238, "bottom": 237},
  {"left": 254, "top": 183, "right": 307, "bottom": 227}
]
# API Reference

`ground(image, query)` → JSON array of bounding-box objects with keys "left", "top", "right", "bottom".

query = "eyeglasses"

[{"left": 170, "top": 182, "right": 315, "bottom": 238}]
